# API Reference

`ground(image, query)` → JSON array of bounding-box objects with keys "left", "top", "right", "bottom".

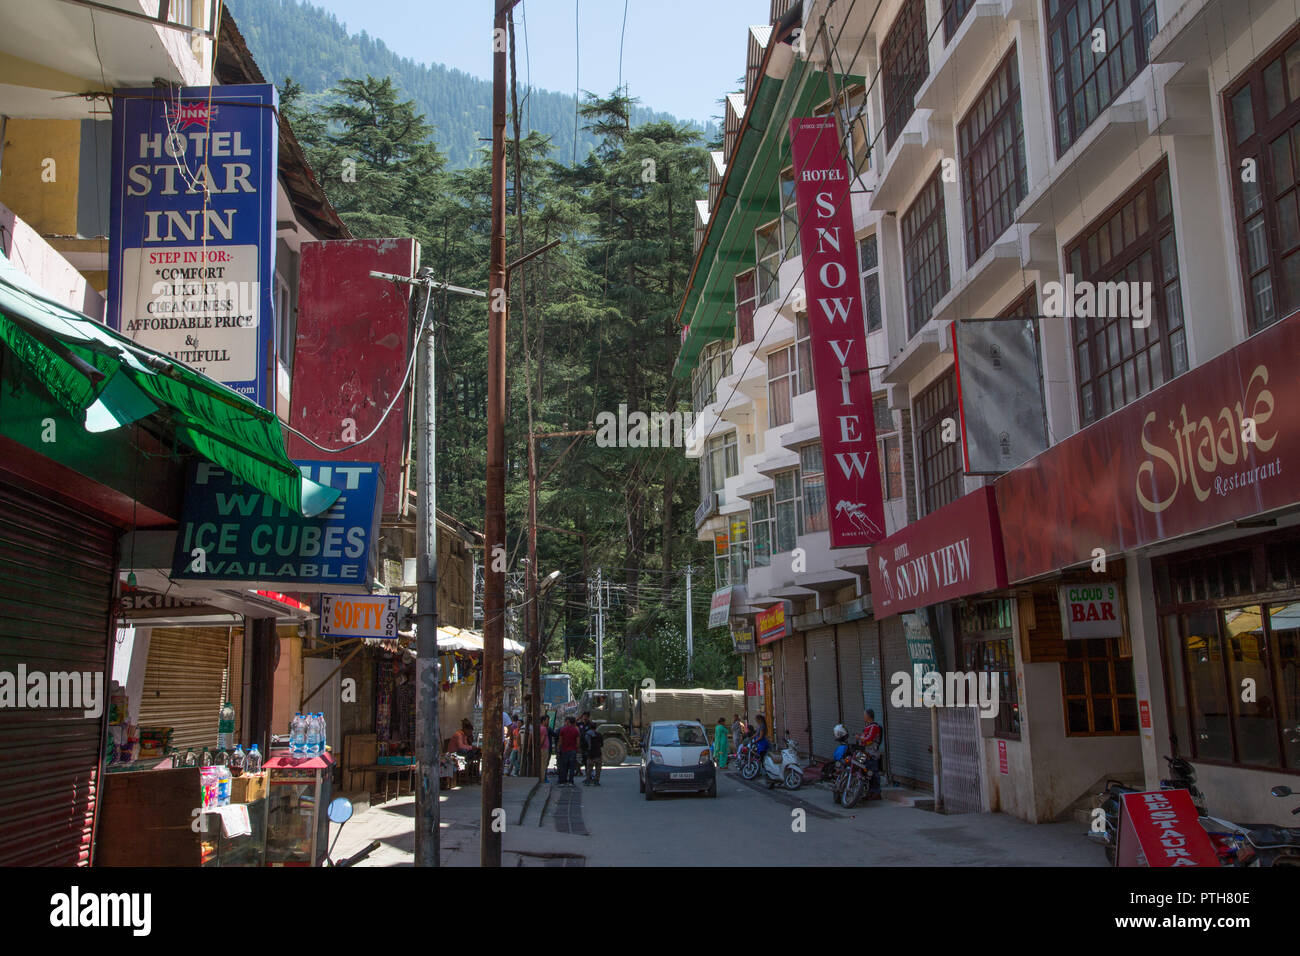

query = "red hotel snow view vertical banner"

[{"left": 788, "top": 116, "right": 885, "bottom": 547}]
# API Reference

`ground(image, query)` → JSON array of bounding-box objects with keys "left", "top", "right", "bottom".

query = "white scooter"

[{"left": 763, "top": 737, "right": 806, "bottom": 790}]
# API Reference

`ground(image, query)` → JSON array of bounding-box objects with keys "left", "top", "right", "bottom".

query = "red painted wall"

[{"left": 288, "top": 238, "right": 417, "bottom": 516}]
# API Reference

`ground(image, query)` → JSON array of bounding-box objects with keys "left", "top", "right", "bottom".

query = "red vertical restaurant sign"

[{"left": 788, "top": 117, "right": 885, "bottom": 547}]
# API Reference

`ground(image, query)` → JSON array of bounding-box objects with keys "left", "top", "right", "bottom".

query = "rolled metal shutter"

[
  {"left": 880, "top": 615, "right": 932, "bottom": 790},
  {"left": 137, "top": 627, "right": 231, "bottom": 752},
  {"left": 806, "top": 626, "right": 838, "bottom": 758},
  {"left": 0, "top": 480, "right": 115, "bottom": 866},
  {"left": 836, "top": 622, "right": 862, "bottom": 724},
  {"left": 857, "top": 620, "right": 884, "bottom": 734},
  {"left": 780, "top": 632, "right": 809, "bottom": 753}
]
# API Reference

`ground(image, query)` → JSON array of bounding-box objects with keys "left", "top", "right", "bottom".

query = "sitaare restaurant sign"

[
  {"left": 171, "top": 460, "right": 382, "bottom": 592},
  {"left": 996, "top": 310, "right": 1300, "bottom": 582},
  {"left": 788, "top": 116, "right": 886, "bottom": 548},
  {"left": 108, "top": 85, "right": 278, "bottom": 408},
  {"left": 867, "top": 487, "right": 1008, "bottom": 617}
]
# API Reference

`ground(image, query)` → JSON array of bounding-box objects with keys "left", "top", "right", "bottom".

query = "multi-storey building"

[{"left": 676, "top": 0, "right": 1300, "bottom": 825}]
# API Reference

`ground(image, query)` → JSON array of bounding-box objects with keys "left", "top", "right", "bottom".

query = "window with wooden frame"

[
  {"left": 692, "top": 341, "right": 732, "bottom": 416},
  {"left": 728, "top": 513, "right": 752, "bottom": 586},
  {"left": 914, "top": 369, "right": 962, "bottom": 515},
  {"left": 958, "top": 599, "right": 1020, "bottom": 738},
  {"left": 1066, "top": 159, "right": 1187, "bottom": 427},
  {"left": 780, "top": 168, "right": 801, "bottom": 261},
  {"left": 1046, "top": 0, "right": 1159, "bottom": 155},
  {"left": 1223, "top": 24, "right": 1300, "bottom": 333},
  {"left": 767, "top": 344, "right": 796, "bottom": 427},
  {"left": 881, "top": 0, "right": 930, "bottom": 152},
  {"left": 703, "top": 431, "right": 738, "bottom": 499},
  {"left": 735, "top": 270, "right": 757, "bottom": 346},
  {"left": 859, "top": 234, "right": 883, "bottom": 332},
  {"left": 799, "top": 443, "right": 828, "bottom": 533},
  {"left": 817, "top": 83, "right": 872, "bottom": 176},
  {"left": 757, "top": 220, "right": 782, "bottom": 305},
  {"left": 751, "top": 494, "right": 774, "bottom": 568},
  {"left": 901, "top": 169, "right": 952, "bottom": 337},
  {"left": 944, "top": 0, "right": 976, "bottom": 45},
  {"left": 1156, "top": 533, "right": 1300, "bottom": 771},
  {"left": 1062, "top": 638, "right": 1138, "bottom": 736},
  {"left": 960, "top": 46, "right": 1028, "bottom": 264},
  {"left": 773, "top": 469, "right": 803, "bottom": 553},
  {"left": 874, "top": 394, "right": 903, "bottom": 501}
]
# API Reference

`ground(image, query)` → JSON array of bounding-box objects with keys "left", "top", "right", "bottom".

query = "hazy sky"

[{"left": 311, "top": 0, "right": 765, "bottom": 124}]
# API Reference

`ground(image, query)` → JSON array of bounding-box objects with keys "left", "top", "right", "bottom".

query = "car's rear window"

[{"left": 650, "top": 723, "right": 707, "bottom": 746}]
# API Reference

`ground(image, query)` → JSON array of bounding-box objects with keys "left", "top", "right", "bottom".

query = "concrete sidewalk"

[{"left": 329, "top": 773, "right": 589, "bottom": 866}]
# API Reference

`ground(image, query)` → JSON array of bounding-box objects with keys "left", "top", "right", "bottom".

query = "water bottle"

[
  {"left": 229, "top": 744, "right": 246, "bottom": 778},
  {"left": 182, "top": 749, "right": 197, "bottom": 767},
  {"left": 217, "top": 701, "right": 235, "bottom": 750},
  {"left": 305, "top": 713, "right": 321, "bottom": 756},
  {"left": 199, "top": 745, "right": 212, "bottom": 767},
  {"left": 290, "top": 714, "right": 306, "bottom": 756},
  {"left": 247, "top": 744, "right": 262, "bottom": 774},
  {"left": 214, "top": 748, "right": 228, "bottom": 766},
  {"left": 317, "top": 712, "right": 328, "bottom": 753}
]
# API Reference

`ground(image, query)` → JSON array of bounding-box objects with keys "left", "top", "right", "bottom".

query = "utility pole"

[
  {"left": 369, "top": 268, "right": 484, "bottom": 868},
  {"left": 595, "top": 566, "right": 604, "bottom": 688},
  {"left": 484, "top": 0, "right": 522, "bottom": 869},
  {"left": 685, "top": 565, "right": 694, "bottom": 684}
]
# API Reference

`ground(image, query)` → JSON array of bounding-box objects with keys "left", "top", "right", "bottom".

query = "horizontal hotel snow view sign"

[
  {"left": 996, "top": 309, "right": 1300, "bottom": 582},
  {"left": 867, "top": 487, "right": 1009, "bottom": 618},
  {"left": 171, "top": 460, "right": 382, "bottom": 592}
]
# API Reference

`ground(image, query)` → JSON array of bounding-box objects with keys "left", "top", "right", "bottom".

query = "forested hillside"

[{"left": 226, "top": 0, "right": 718, "bottom": 168}]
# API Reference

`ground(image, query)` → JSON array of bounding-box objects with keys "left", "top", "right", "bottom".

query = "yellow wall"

[
  {"left": 272, "top": 629, "right": 304, "bottom": 739},
  {"left": 0, "top": 118, "right": 81, "bottom": 236}
]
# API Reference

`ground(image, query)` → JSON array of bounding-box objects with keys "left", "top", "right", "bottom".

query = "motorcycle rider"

[{"left": 859, "top": 710, "right": 883, "bottom": 797}]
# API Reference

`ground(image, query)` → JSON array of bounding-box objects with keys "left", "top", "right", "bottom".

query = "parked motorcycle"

[
  {"left": 1088, "top": 754, "right": 1205, "bottom": 864},
  {"left": 839, "top": 746, "right": 880, "bottom": 808},
  {"left": 735, "top": 732, "right": 762, "bottom": 781},
  {"left": 322, "top": 796, "right": 380, "bottom": 867},
  {"left": 818, "top": 725, "right": 854, "bottom": 804},
  {"left": 1198, "top": 785, "right": 1300, "bottom": 867},
  {"left": 763, "top": 737, "right": 806, "bottom": 790}
]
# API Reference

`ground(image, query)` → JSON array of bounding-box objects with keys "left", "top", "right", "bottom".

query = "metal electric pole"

[
  {"left": 685, "top": 565, "right": 694, "bottom": 684},
  {"left": 594, "top": 567, "right": 604, "bottom": 688},
  {"left": 370, "top": 268, "right": 483, "bottom": 868}
]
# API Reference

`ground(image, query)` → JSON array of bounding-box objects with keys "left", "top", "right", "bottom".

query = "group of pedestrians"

[{"left": 552, "top": 711, "right": 604, "bottom": 786}]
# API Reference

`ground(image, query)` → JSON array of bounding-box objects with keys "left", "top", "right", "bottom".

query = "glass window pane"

[
  {"left": 1265, "top": 59, "right": 1287, "bottom": 118},
  {"left": 1184, "top": 611, "right": 1232, "bottom": 761},
  {"left": 1269, "top": 603, "right": 1300, "bottom": 768},
  {"left": 1225, "top": 607, "right": 1281, "bottom": 767},
  {"left": 1231, "top": 86, "right": 1256, "bottom": 144}
]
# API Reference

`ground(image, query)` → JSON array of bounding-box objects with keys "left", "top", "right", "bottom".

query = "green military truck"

[{"left": 578, "top": 687, "right": 745, "bottom": 766}]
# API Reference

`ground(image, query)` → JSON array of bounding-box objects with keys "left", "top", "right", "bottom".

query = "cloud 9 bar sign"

[
  {"left": 108, "top": 85, "right": 278, "bottom": 408},
  {"left": 171, "top": 460, "right": 382, "bottom": 592},
  {"left": 788, "top": 116, "right": 886, "bottom": 548}
]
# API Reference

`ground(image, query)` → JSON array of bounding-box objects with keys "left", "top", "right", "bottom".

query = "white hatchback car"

[{"left": 639, "top": 720, "right": 717, "bottom": 800}]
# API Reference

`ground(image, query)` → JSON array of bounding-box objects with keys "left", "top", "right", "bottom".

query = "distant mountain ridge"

[{"left": 224, "top": 0, "right": 718, "bottom": 168}]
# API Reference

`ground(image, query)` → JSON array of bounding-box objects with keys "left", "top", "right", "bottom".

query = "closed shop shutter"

[
  {"left": 836, "top": 622, "right": 862, "bottom": 724},
  {"left": 0, "top": 480, "right": 115, "bottom": 866},
  {"left": 880, "top": 615, "right": 932, "bottom": 790},
  {"left": 781, "top": 632, "right": 810, "bottom": 753},
  {"left": 806, "top": 626, "right": 839, "bottom": 758},
  {"left": 857, "top": 620, "right": 884, "bottom": 734},
  {"left": 137, "top": 627, "right": 232, "bottom": 752}
]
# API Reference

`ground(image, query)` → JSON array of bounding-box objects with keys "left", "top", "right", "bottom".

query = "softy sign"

[
  {"left": 171, "top": 460, "right": 382, "bottom": 592},
  {"left": 320, "top": 593, "right": 399, "bottom": 638},
  {"left": 788, "top": 117, "right": 886, "bottom": 548},
  {"left": 1058, "top": 583, "right": 1123, "bottom": 639},
  {"left": 108, "top": 85, "right": 278, "bottom": 407},
  {"left": 867, "top": 487, "right": 1008, "bottom": 617},
  {"left": 997, "top": 309, "right": 1300, "bottom": 582}
]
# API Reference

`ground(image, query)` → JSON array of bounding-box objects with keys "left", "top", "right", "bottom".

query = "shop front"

[{"left": 996, "top": 309, "right": 1300, "bottom": 825}]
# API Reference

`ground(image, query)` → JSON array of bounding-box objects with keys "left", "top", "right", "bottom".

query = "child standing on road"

[{"left": 713, "top": 717, "right": 729, "bottom": 768}]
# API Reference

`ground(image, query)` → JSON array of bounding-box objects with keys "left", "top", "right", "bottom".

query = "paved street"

[{"left": 332, "top": 758, "right": 1105, "bottom": 867}]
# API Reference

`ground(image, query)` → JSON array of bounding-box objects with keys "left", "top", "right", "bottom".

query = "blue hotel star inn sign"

[
  {"left": 171, "top": 461, "right": 384, "bottom": 593},
  {"left": 107, "top": 85, "right": 278, "bottom": 409}
]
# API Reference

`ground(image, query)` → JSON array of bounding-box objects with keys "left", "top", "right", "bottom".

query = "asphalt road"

[{"left": 571, "top": 759, "right": 1105, "bottom": 866}]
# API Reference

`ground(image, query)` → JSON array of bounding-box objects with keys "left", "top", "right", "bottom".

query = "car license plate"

[{"left": 670, "top": 772, "right": 693, "bottom": 780}]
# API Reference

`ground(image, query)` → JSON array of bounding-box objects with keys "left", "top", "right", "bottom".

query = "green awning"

[{"left": 0, "top": 250, "right": 339, "bottom": 518}]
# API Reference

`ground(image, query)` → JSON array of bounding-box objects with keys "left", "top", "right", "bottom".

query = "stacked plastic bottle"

[
  {"left": 290, "top": 713, "right": 306, "bottom": 756},
  {"left": 305, "top": 713, "right": 321, "bottom": 756},
  {"left": 229, "top": 744, "right": 246, "bottom": 777},
  {"left": 246, "top": 743, "right": 262, "bottom": 774},
  {"left": 317, "top": 712, "right": 328, "bottom": 753}
]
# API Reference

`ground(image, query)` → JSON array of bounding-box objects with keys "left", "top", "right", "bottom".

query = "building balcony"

[
  {"left": 929, "top": 222, "right": 1056, "bottom": 325},
  {"left": 881, "top": 318, "right": 945, "bottom": 386},
  {"left": 915, "top": 0, "right": 1029, "bottom": 116},
  {"left": 869, "top": 109, "right": 951, "bottom": 213}
]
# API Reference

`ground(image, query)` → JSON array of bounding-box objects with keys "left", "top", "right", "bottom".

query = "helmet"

[{"left": 833, "top": 724, "right": 848, "bottom": 741}]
